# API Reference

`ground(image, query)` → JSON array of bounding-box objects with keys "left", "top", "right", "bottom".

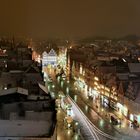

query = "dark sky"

[{"left": 0, "top": 0, "right": 140, "bottom": 39}]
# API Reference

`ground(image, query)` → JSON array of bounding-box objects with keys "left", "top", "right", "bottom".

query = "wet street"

[{"left": 47, "top": 72, "right": 140, "bottom": 140}]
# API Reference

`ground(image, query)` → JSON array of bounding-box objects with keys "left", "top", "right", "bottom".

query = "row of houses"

[
  {"left": 67, "top": 47, "right": 140, "bottom": 125},
  {"left": 0, "top": 42, "right": 57, "bottom": 139}
]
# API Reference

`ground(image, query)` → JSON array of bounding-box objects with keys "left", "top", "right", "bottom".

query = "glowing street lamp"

[{"left": 94, "top": 76, "right": 99, "bottom": 81}]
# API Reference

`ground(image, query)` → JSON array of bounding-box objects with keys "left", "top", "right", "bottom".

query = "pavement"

[
  {"left": 69, "top": 79, "right": 140, "bottom": 139},
  {"left": 56, "top": 107, "right": 81, "bottom": 140},
  {"left": 88, "top": 98, "right": 140, "bottom": 138},
  {"left": 46, "top": 69, "right": 140, "bottom": 139},
  {"left": 43, "top": 69, "right": 78, "bottom": 140}
]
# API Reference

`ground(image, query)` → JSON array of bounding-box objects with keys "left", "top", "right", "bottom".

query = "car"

[
  {"left": 109, "top": 113, "right": 121, "bottom": 125},
  {"left": 132, "top": 120, "right": 139, "bottom": 128}
]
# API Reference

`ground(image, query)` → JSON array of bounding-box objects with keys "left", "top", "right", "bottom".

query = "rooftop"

[
  {"left": 128, "top": 63, "right": 140, "bottom": 73},
  {"left": 0, "top": 87, "right": 28, "bottom": 97}
]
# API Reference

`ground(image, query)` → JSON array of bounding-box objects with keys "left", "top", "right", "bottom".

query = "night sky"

[{"left": 0, "top": 0, "right": 140, "bottom": 39}]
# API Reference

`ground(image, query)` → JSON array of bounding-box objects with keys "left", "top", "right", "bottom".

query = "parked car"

[
  {"left": 132, "top": 120, "right": 139, "bottom": 128},
  {"left": 109, "top": 113, "right": 121, "bottom": 125}
]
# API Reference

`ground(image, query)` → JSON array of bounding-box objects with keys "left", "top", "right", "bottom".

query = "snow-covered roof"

[
  {"left": 128, "top": 63, "right": 140, "bottom": 73},
  {"left": 9, "top": 70, "right": 23, "bottom": 73},
  {"left": 38, "top": 83, "right": 48, "bottom": 94},
  {"left": 117, "top": 73, "right": 129, "bottom": 80},
  {"left": 0, "top": 87, "right": 28, "bottom": 96},
  {"left": 48, "top": 49, "right": 57, "bottom": 56},
  {"left": 42, "top": 51, "right": 48, "bottom": 56}
]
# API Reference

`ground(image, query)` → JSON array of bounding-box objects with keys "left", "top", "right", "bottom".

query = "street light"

[
  {"left": 94, "top": 76, "right": 99, "bottom": 81},
  {"left": 66, "top": 87, "right": 69, "bottom": 95}
]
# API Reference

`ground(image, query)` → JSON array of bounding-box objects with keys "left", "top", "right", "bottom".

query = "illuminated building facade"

[
  {"left": 42, "top": 49, "right": 57, "bottom": 67},
  {"left": 68, "top": 57, "right": 140, "bottom": 125}
]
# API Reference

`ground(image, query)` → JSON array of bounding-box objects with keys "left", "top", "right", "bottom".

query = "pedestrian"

[
  {"left": 96, "top": 105, "right": 98, "bottom": 108},
  {"left": 131, "top": 122, "right": 133, "bottom": 128}
]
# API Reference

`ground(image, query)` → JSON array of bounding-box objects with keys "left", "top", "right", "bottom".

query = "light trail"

[
  {"left": 67, "top": 96, "right": 100, "bottom": 140},
  {"left": 67, "top": 95, "right": 120, "bottom": 140}
]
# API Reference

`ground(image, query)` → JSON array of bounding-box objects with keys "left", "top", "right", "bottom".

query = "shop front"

[
  {"left": 74, "top": 78, "right": 88, "bottom": 96},
  {"left": 88, "top": 87, "right": 92, "bottom": 97},
  {"left": 88, "top": 88, "right": 99, "bottom": 100},
  {"left": 129, "top": 114, "right": 140, "bottom": 126},
  {"left": 116, "top": 102, "right": 123, "bottom": 114},
  {"left": 123, "top": 106, "right": 128, "bottom": 118},
  {"left": 110, "top": 100, "right": 118, "bottom": 111},
  {"left": 101, "top": 96, "right": 109, "bottom": 108},
  {"left": 137, "top": 115, "right": 140, "bottom": 125},
  {"left": 130, "top": 114, "right": 134, "bottom": 122}
]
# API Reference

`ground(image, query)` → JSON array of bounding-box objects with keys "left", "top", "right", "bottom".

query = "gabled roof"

[
  {"left": 25, "top": 63, "right": 40, "bottom": 73},
  {"left": 48, "top": 49, "right": 57, "bottom": 56},
  {"left": 42, "top": 51, "right": 48, "bottom": 56}
]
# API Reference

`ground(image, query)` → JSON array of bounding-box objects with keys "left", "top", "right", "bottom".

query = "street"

[{"left": 46, "top": 68, "right": 140, "bottom": 140}]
